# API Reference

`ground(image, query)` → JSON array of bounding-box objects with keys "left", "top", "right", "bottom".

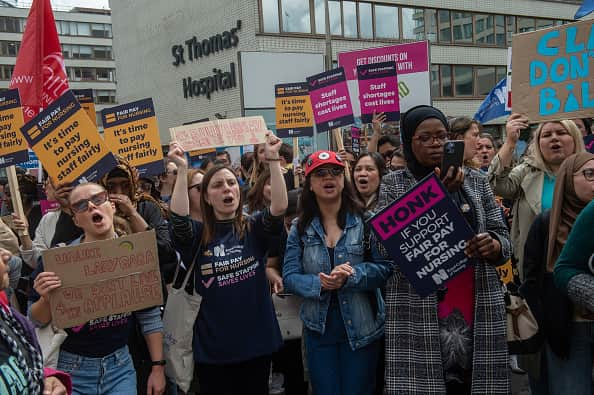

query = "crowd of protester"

[{"left": 0, "top": 106, "right": 593, "bottom": 395}]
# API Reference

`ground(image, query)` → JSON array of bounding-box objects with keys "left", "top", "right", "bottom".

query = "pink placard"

[
  {"left": 40, "top": 200, "right": 60, "bottom": 216},
  {"left": 338, "top": 41, "right": 429, "bottom": 81},
  {"left": 357, "top": 61, "right": 400, "bottom": 123},
  {"left": 307, "top": 67, "right": 354, "bottom": 132},
  {"left": 370, "top": 176, "right": 446, "bottom": 241}
]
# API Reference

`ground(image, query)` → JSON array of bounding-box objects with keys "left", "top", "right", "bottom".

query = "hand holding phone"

[{"left": 441, "top": 140, "right": 465, "bottom": 173}]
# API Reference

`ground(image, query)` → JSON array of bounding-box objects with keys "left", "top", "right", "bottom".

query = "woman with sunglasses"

[
  {"left": 28, "top": 182, "right": 166, "bottom": 395},
  {"left": 168, "top": 133, "right": 287, "bottom": 395},
  {"left": 283, "top": 150, "right": 391, "bottom": 395},
  {"left": 377, "top": 105, "right": 511, "bottom": 394}
]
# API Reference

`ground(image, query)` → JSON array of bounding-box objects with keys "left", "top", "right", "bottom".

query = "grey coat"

[{"left": 377, "top": 168, "right": 511, "bottom": 395}]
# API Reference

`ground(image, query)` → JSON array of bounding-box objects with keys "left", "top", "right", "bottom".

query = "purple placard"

[
  {"left": 307, "top": 67, "right": 354, "bottom": 133},
  {"left": 368, "top": 174, "right": 475, "bottom": 297},
  {"left": 357, "top": 61, "right": 400, "bottom": 124}
]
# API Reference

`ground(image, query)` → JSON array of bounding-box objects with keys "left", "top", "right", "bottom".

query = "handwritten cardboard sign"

[
  {"left": 275, "top": 83, "right": 314, "bottom": 138},
  {"left": 101, "top": 98, "right": 165, "bottom": 177},
  {"left": 512, "top": 19, "right": 594, "bottom": 122},
  {"left": 0, "top": 89, "right": 28, "bottom": 169},
  {"left": 42, "top": 230, "right": 163, "bottom": 329},
  {"left": 169, "top": 116, "right": 268, "bottom": 151},
  {"left": 307, "top": 67, "right": 354, "bottom": 133},
  {"left": 368, "top": 174, "right": 474, "bottom": 297},
  {"left": 20, "top": 90, "right": 116, "bottom": 184},
  {"left": 72, "top": 89, "right": 96, "bottom": 127},
  {"left": 357, "top": 61, "right": 399, "bottom": 123}
]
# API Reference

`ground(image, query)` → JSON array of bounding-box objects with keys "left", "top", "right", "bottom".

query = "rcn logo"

[{"left": 432, "top": 269, "right": 449, "bottom": 286}]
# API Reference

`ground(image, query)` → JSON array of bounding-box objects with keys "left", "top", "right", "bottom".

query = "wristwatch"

[{"left": 150, "top": 360, "right": 166, "bottom": 366}]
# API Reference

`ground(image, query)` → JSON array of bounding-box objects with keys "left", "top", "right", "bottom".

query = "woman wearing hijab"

[
  {"left": 522, "top": 153, "right": 594, "bottom": 394},
  {"left": 377, "top": 105, "right": 512, "bottom": 394}
]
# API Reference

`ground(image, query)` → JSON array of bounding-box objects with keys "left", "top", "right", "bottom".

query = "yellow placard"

[
  {"left": 101, "top": 98, "right": 164, "bottom": 176},
  {"left": 0, "top": 89, "right": 28, "bottom": 167},
  {"left": 20, "top": 90, "right": 116, "bottom": 184}
]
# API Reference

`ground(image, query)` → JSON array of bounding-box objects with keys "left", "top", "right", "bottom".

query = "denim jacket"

[{"left": 283, "top": 212, "right": 392, "bottom": 350}]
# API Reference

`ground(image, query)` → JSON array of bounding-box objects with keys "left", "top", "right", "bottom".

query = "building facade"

[
  {"left": 110, "top": 0, "right": 582, "bottom": 145},
  {"left": 0, "top": 3, "right": 116, "bottom": 126}
]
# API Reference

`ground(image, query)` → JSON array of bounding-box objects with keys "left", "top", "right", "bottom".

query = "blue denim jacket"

[{"left": 283, "top": 212, "right": 392, "bottom": 350}]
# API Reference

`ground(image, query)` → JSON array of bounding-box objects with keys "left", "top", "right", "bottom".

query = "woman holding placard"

[
  {"left": 377, "top": 105, "right": 511, "bottom": 394},
  {"left": 282, "top": 150, "right": 392, "bottom": 395},
  {"left": 488, "top": 115, "right": 585, "bottom": 278},
  {"left": 168, "top": 133, "right": 287, "bottom": 395},
  {"left": 28, "top": 182, "right": 166, "bottom": 395}
]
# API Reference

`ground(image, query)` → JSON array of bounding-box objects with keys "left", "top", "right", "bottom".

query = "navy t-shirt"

[{"left": 170, "top": 211, "right": 283, "bottom": 364}]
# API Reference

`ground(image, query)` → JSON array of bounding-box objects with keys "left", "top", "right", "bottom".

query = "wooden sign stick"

[
  {"left": 332, "top": 128, "right": 351, "bottom": 180},
  {"left": 292, "top": 137, "right": 300, "bottom": 188},
  {"left": 6, "top": 165, "right": 28, "bottom": 236}
]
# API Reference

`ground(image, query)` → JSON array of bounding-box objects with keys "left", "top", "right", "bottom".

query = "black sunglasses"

[
  {"left": 188, "top": 183, "right": 202, "bottom": 192},
  {"left": 382, "top": 149, "right": 396, "bottom": 160},
  {"left": 312, "top": 167, "right": 344, "bottom": 178},
  {"left": 71, "top": 191, "right": 109, "bottom": 214}
]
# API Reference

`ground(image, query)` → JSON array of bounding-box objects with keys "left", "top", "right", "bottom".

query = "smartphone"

[{"left": 441, "top": 140, "right": 465, "bottom": 173}]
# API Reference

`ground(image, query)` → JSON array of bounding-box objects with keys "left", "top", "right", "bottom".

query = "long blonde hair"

[{"left": 527, "top": 120, "right": 585, "bottom": 176}]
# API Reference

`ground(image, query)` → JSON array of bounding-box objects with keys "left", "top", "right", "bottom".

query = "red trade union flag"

[{"left": 9, "top": 0, "right": 69, "bottom": 122}]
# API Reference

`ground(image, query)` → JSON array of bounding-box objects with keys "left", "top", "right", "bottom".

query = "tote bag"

[{"left": 162, "top": 256, "right": 202, "bottom": 393}]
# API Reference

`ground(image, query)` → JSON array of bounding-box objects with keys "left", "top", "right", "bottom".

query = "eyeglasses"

[
  {"left": 167, "top": 170, "right": 178, "bottom": 176},
  {"left": 413, "top": 133, "right": 448, "bottom": 146},
  {"left": 312, "top": 167, "right": 344, "bottom": 178},
  {"left": 577, "top": 168, "right": 594, "bottom": 181},
  {"left": 188, "top": 183, "right": 202, "bottom": 192},
  {"left": 70, "top": 191, "right": 109, "bottom": 214}
]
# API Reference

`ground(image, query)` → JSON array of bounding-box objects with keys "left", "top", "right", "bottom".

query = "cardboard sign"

[
  {"left": 42, "top": 230, "right": 163, "bottom": 329},
  {"left": 20, "top": 90, "right": 116, "bottom": 184},
  {"left": 101, "top": 98, "right": 165, "bottom": 177},
  {"left": 169, "top": 116, "right": 268, "bottom": 151},
  {"left": 72, "top": 89, "right": 96, "bottom": 127},
  {"left": 338, "top": 41, "right": 430, "bottom": 116},
  {"left": 357, "top": 61, "right": 399, "bottom": 123},
  {"left": 585, "top": 134, "right": 594, "bottom": 153},
  {"left": 0, "top": 89, "right": 28, "bottom": 169},
  {"left": 512, "top": 19, "right": 594, "bottom": 122},
  {"left": 368, "top": 174, "right": 474, "bottom": 297},
  {"left": 275, "top": 82, "right": 314, "bottom": 138},
  {"left": 307, "top": 67, "right": 354, "bottom": 133}
]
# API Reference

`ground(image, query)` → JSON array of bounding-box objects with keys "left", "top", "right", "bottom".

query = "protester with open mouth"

[
  {"left": 475, "top": 133, "right": 498, "bottom": 172},
  {"left": 377, "top": 105, "right": 512, "bottom": 394},
  {"left": 353, "top": 152, "right": 385, "bottom": 212},
  {"left": 28, "top": 182, "right": 166, "bottom": 395},
  {"left": 168, "top": 132, "right": 287, "bottom": 395},
  {"left": 283, "top": 150, "right": 391, "bottom": 395},
  {"left": 489, "top": 115, "right": 585, "bottom": 278}
]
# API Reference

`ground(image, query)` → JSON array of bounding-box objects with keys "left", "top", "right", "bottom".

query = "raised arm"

[
  {"left": 168, "top": 141, "right": 190, "bottom": 216},
  {"left": 265, "top": 133, "right": 288, "bottom": 216}
]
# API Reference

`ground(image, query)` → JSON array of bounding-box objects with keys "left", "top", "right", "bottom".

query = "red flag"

[{"left": 9, "top": 0, "right": 69, "bottom": 122}]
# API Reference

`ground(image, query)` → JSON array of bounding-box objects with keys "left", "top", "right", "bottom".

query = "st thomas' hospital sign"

[{"left": 171, "top": 20, "right": 242, "bottom": 101}]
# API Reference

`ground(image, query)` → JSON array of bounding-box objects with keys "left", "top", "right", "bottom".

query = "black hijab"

[{"left": 400, "top": 105, "right": 449, "bottom": 180}]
